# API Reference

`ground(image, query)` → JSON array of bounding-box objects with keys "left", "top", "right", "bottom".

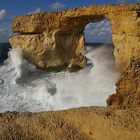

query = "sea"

[{"left": 0, "top": 43, "right": 119, "bottom": 112}]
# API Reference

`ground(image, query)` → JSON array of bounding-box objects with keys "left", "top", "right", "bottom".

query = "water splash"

[{"left": 0, "top": 45, "right": 119, "bottom": 112}]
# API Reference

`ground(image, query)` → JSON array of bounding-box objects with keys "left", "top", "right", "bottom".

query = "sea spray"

[
  {"left": 0, "top": 45, "right": 119, "bottom": 112},
  {"left": 5, "top": 48, "right": 35, "bottom": 84}
]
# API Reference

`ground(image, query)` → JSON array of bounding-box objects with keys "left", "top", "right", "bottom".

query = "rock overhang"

[{"left": 12, "top": 4, "right": 140, "bottom": 33}]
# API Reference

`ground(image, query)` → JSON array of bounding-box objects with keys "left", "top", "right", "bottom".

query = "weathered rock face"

[
  {"left": 107, "top": 58, "right": 140, "bottom": 106},
  {"left": 10, "top": 33, "right": 86, "bottom": 70},
  {"left": 9, "top": 4, "right": 140, "bottom": 72},
  {"left": 0, "top": 106, "right": 140, "bottom": 140}
]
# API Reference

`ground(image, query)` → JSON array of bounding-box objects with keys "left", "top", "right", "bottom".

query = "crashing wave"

[{"left": 0, "top": 45, "right": 119, "bottom": 112}]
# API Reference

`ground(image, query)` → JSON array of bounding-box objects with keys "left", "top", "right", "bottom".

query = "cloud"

[
  {"left": 28, "top": 8, "right": 41, "bottom": 15},
  {"left": 0, "top": 9, "right": 11, "bottom": 22},
  {"left": 0, "top": 9, "right": 12, "bottom": 42},
  {"left": 0, "top": 9, "right": 6, "bottom": 21},
  {"left": 49, "top": 2, "right": 66, "bottom": 10},
  {"left": 0, "top": 29, "right": 11, "bottom": 42},
  {"left": 84, "top": 19, "right": 112, "bottom": 43}
]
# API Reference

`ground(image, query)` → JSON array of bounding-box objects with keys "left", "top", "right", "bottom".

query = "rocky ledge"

[{"left": 0, "top": 106, "right": 139, "bottom": 140}]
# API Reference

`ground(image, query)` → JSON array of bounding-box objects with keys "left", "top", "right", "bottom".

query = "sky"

[{"left": 0, "top": 0, "right": 139, "bottom": 43}]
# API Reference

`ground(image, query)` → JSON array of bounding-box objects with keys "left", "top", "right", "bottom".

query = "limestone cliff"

[
  {"left": 107, "top": 58, "right": 140, "bottom": 106},
  {"left": 9, "top": 3, "right": 140, "bottom": 72}
]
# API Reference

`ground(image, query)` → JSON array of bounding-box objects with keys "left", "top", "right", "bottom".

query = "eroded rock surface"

[
  {"left": 107, "top": 58, "right": 140, "bottom": 106},
  {"left": 0, "top": 106, "right": 140, "bottom": 140},
  {"left": 9, "top": 4, "right": 140, "bottom": 72}
]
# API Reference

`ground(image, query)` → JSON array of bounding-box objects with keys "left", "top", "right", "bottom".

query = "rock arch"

[{"left": 9, "top": 4, "right": 140, "bottom": 72}]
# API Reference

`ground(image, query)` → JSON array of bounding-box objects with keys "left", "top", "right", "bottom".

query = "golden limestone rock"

[
  {"left": 107, "top": 58, "right": 140, "bottom": 106},
  {"left": 0, "top": 106, "right": 140, "bottom": 140},
  {"left": 9, "top": 4, "right": 140, "bottom": 72}
]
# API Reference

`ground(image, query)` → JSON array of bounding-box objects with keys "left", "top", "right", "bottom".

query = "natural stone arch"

[{"left": 9, "top": 4, "right": 140, "bottom": 72}]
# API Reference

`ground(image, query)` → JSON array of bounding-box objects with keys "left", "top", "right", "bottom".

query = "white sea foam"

[{"left": 0, "top": 45, "right": 119, "bottom": 112}]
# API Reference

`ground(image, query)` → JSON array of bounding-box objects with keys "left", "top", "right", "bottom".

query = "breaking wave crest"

[{"left": 0, "top": 44, "right": 119, "bottom": 112}]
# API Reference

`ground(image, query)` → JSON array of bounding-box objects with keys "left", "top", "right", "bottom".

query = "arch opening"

[
  {"left": 84, "top": 19, "right": 112, "bottom": 44},
  {"left": 80, "top": 19, "right": 119, "bottom": 106}
]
